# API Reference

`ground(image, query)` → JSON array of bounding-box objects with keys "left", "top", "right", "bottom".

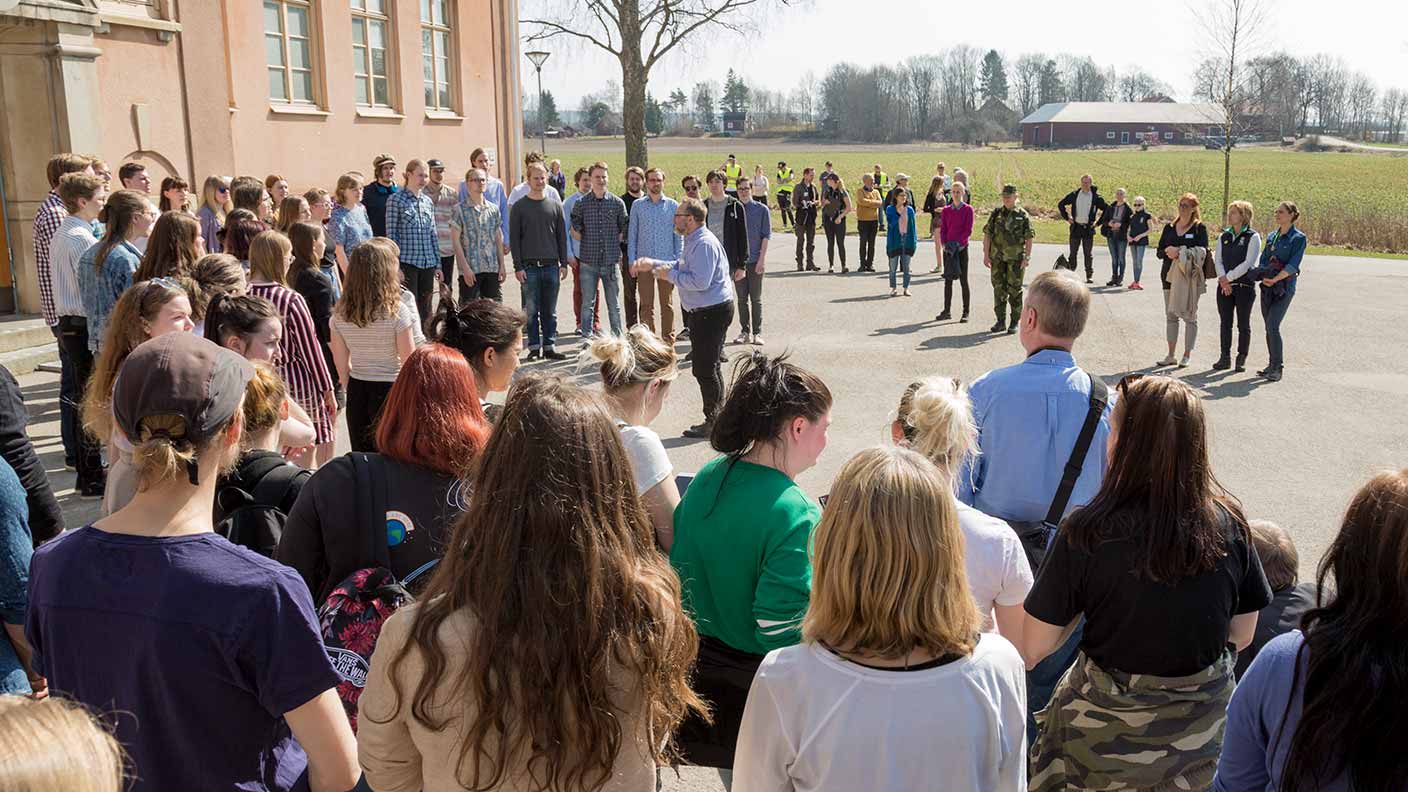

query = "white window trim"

[
  {"left": 421, "top": 0, "right": 456, "bottom": 113},
  {"left": 1106, "top": 131, "right": 1116, "bottom": 139}
]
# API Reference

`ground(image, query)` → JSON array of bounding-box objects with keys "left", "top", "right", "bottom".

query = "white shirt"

[
  {"left": 753, "top": 173, "right": 769, "bottom": 196},
  {"left": 957, "top": 503, "right": 1034, "bottom": 632},
  {"left": 48, "top": 215, "right": 97, "bottom": 318},
  {"left": 1214, "top": 229, "right": 1264, "bottom": 282},
  {"left": 508, "top": 181, "right": 561, "bottom": 207},
  {"left": 616, "top": 422, "right": 672, "bottom": 494},
  {"left": 1075, "top": 190, "right": 1093, "bottom": 224},
  {"left": 734, "top": 635, "right": 1028, "bottom": 792}
]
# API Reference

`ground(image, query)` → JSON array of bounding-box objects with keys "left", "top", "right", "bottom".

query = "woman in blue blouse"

[
  {"left": 329, "top": 172, "right": 374, "bottom": 282},
  {"left": 1252, "top": 201, "right": 1306, "bottom": 382},
  {"left": 0, "top": 458, "right": 38, "bottom": 696},
  {"left": 78, "top": 190, "right": 156, "bottom": 354},
  {"left": 884, "top": 189, "right": 918, "bottom": 297}
]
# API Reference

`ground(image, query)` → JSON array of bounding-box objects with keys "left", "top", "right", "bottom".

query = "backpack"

[
  {"left": 316, "top": 452, "right": 439, "bottom": 731},
  {"left": 214, "top": 453, "right": 311, "bottom": 558}
]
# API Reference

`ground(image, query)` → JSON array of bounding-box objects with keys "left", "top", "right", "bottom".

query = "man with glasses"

[
  {"left": 450, "top": 168, "right": 505, "bottom": 304},
  {"left": 733, "top": 178, "right": 770, "bottom": 345},
  {"left": 424, "top": 158, "right": 459, "bottom": 294},
  {"left": 677, "top": 175, "right": 703, "bottom": 337},
  {"left": 509, "top": 162, "right": 570, "bottom": 361},
  {"left": 627, "top": 168, "right": 682, "bottom": 341},
  {"left": 619, "top": 166, "right": 646, "bottom": 327},
  {"left": 569, "top": 161, "right": 629, "bottom": 337},
  {"left": 632, "top": 198, "right": 734, "bottom": 438},
  {"left": 792, "top": 168, "right": 821, "bottom": 272}
]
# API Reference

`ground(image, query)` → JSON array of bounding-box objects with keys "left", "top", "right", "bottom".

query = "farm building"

[{"left": 1021, "top": 102, "right": 1223, "bottom": 148}]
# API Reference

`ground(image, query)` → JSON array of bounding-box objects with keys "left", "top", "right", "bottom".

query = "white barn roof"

[{"left": 1021, "top": 102, "right": 1223, "bottom": 126}]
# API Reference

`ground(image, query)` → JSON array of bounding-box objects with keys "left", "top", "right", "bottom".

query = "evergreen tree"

[
  {"left": 538, "top": 90, "right": 561, "bottom": 127},
  {"left": 644, "top": 94, "right": 665, "bottom": 134},
  {"left": 693, "top": 82, "right": 716, "bottom": 127},
  {"left": 1038, "top": 59, "right": 1064, "bottom": 105},
  {"left": 721, "top": 69, "right": 751, "bottom": 113},
  {"left": 980, "top": 50, "right": 1009, "bottom": 102},
  {"left": 668, "top": 88, "right": 689, "bottom": 113}
]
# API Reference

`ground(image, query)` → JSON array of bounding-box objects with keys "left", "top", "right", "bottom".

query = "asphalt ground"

[{"left": 23, "top": 236, "right": 1406, "bottom": 791}]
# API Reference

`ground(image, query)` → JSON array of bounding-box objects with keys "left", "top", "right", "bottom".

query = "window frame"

[
  {"left": 264, "top": 0, "right": 321, "bottom": 107},
  {"left": 1163, "top": 131, "right": 1175, "bottom": 141},
  {"left": 351, "top": 0, "right": 398, "bottom": 110},
  {"left": 1106, "top": 130, "right": 1116, "bottom": 140},
  {"left": 420, "top": 0, "right": 457, "bottom": 113}
]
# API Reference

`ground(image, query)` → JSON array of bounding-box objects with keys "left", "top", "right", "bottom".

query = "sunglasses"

[
  {"left": 146, "top": 276, "right": 183, "bottom": 292},
  {"left": 217, "top": 186, "right": 229, "bottom": 193}
]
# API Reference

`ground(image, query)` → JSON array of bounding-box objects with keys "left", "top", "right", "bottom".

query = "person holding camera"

[{"left": 1247, "top": 201, "right": 1306, "bottom": 382}]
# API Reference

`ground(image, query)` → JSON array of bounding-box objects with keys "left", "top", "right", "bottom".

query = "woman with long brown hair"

[
  {"left": 1215, "top": 469, "right": 1408, "bottom": 792},
  {"left": 358, "top": 374, "right": 705, "bottom": 791},
  {"left": 735, "top": 445, "right": 1027, "bottom": 791},
  {"left": 332, "top": 238, "right": 417, "bottom": 451},
  {"left": 288, "top": 221, "right": 338, "bottom": 415},
  {"left": 1022, "top": 375, "right": 1271, "bottom": 792},
  {"left": 134, "top": 210, "right": 203, "bottom": 282},
  {"left": 275, "top": 195, "right": 311, "bottom": 236},
  {"left": 78, "top": 190, "right": 157, "bottom": 353},
  {"left": 159, "top": 175, "right": 192, "bottom": 214}
]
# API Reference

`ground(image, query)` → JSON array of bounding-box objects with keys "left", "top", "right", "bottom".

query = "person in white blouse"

[
  {"left": 1212, "top": 200, "right": 1263, "bottom": 373},
  {"left": 752, "top": 165, "right": 770, "bottom": 210},
  {"left": 733, "top": 445, "right": 1028, "bottom": 792}
]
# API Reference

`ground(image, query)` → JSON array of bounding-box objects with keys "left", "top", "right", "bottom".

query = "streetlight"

[{"left": 525, "top": 50, "right": 551, "bottom": 155}]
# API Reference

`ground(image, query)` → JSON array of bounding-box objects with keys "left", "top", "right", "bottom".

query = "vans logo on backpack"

[{"left": 327, "top": 647, "right": 370, "bottom": 688}]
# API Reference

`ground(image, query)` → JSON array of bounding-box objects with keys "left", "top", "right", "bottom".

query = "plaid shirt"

[
  {"left": 423, "top": 182, "right": 458, "bottom": 257},
  {"left": 450, "top": 199, "right": 502, "bottom": 275},
  {"left": 569, "top": 191, "right": 628, "bottom": 268},
  {"left": 384, "top": 189, "right": 439, "bottom": 269},
  {"left": 32, "top": 191, "right": 66, "bottom": 326}
]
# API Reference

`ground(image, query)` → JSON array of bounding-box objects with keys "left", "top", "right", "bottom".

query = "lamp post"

[{"left": 525, "top": 50, "right": 551, "bottom": 155}]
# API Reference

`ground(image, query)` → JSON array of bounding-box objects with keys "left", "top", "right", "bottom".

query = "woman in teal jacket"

[{"left": 885, "top": 189, "right": 919, "bottom": 297}]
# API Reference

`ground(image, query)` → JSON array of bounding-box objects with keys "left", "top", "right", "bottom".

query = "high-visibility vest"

[
  {"left": 873, "top": 171, "right": 890, "bottom": 190},
  {"left": 776, "top": 168, "right": 794, "bottom": 192},
  {"left": 724, "top": 163, "right": 742, "bottom": 189}
]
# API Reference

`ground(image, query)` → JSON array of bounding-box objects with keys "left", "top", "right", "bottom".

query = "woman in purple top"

[
  {"left": 1214, "top": 469, "right": 1408, "bottom": 792},
  {"left": 936, "top": 181, "right": 975, "bottom": 322}
]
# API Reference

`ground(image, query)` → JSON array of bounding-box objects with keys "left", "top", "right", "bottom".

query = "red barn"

[{"left": 1021, "top": 102, "right": 1223, "bottom": 148}]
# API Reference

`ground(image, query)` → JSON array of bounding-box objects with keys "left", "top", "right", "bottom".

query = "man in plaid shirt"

[
  {"left": 34, "top": 153, "right": 95, "bottom": 469},
  {"left": 384, "top": 159, "right": 440, "bottom": 322},
  {"left": 570, "top": 161, "right": 628, "bottom": 337}
]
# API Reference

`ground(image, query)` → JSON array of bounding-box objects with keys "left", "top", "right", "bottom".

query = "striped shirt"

[
  {"left": 384, "top": 190, "right": 439, "bottom": 269},
  {"left": 423, "top": 182, "right": 458, "bottom": 258},
  {"left": 48, "top": 215, "right": 97, "bottom": 318},
  {"left": 33, "top": 192, "right": 66, "bottom": 326},
  {"left": 78, "top": 240, "right": 141, "bottom": 353},
  {"left": 248, "top": 282, "right": 336, "bottom": 444},
  {"left": 328, "top": 204, "right": 373, "bottom": 254},
  {"left": 331, "top": 296, "right": 417, "bottom": 382}
]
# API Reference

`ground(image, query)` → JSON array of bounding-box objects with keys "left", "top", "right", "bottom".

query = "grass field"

[{"left": 535, "top": 139, "right": 1408, "bottom": 258}]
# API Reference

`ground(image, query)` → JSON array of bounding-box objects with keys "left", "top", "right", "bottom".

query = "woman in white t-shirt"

[
  {"left": 734, "top": 445, "right": 1027, "bottom": 791},
  {"left": 585, "top": 326, "right": 680, "bottom": 551},
  {"left": 892, "top": 376, "right": 1034, "bottom": 644}
]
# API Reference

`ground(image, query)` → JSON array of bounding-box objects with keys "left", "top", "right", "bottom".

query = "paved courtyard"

[{"left": 19, "top": 237, "right": 1406, "bottom": 792}]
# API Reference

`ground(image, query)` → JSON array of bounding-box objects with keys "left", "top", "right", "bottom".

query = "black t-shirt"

[
  {"left": 1234, "top": 581, "right": 1317, "bottom": 679},
  {"left": 1156, "top": 221, "right": 1209, "bottom": 290},
  {"left": 1127, "top": 210, "right": 1152, "bottom": 244},
  {"left": 1025, "top": 511, "right": 1273, "bottom": 677}
]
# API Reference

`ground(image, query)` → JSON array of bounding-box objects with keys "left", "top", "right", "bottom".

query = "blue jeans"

[
  {"left": 1261, "top": 290, "right": 1294, "bottom": 369},
  {"left": 52, "top": 326, "right": 76, "bottom": 465},
  {"left": 522, "top": 264, "right": 562, "bottom": 351},
  {"left": 1130, "top": 244, "right": 1147, "bottom": 283},
  {"left": 1027, "top": 621, "right": 1084, "bottom": 745},
  {"left": 1107, "top": 238, "right": 1128, "bottom": 282},
  {"left": 888, "top": 254, "right": 911, "bottom": 289},
  {"left": 580, "top": 261, "right": 623, "bottom": 336}
]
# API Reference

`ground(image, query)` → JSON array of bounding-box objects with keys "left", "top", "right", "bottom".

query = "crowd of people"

[{"left": 0, "top": 147, "right": 1394, "bottom": 792}]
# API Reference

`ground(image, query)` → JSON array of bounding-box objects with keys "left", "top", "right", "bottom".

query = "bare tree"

[
  {"left": 1309, "top": 55, "right": 1349, "bottom": 132},
  {"left": 1346, "top": 72, "right": 1377, "bottom": 139},
  {"left": 906, "top": 55, "right": 941, "bottom": 139},
  {"left": 1117, "top": 68, "right": 1168, "bottom": 102},
  {"left": 1062, "top": 56, "right": 1107, "bottom": 102},
  {"left": 1196, "top": 0, "right": 1270, "bottom": 217},
  {"left": 522, "top": 0, "right": 792, "bottom": 168},
  {"left": 1013, "top": 53, "right": 1046, "bottom": 116}
]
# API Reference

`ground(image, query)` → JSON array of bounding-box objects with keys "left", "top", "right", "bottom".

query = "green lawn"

[{"left": 539, "top": 141, "right": 1408, "bottom": 256}]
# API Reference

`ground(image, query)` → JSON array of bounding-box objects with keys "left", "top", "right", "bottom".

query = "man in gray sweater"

[{"left": 509, "top": 162, "right": 570, "bottom": 360}]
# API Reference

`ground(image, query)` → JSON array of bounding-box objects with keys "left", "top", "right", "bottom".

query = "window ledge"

[
  {"left": 269, "top": 103, "right": 330, "bottom": 117},
  {"left": 98, "top": 12, "right": 182, "bottom": 41},
  {"left": 356, "top": 106, "right": 405, "bottom": 120},
  {"left": 425, "top": 110, "right": 464, "bottom": 122}
]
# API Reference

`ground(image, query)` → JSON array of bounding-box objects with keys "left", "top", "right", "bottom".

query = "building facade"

[
  {"left": 0, "top": 0, "right": 522, "bottom": 314},
  {"left": 1021, "top": 102, "right": 1222, "bottom": 149}
]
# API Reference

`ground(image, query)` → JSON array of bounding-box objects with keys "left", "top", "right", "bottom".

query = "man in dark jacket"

[
  {"left": 792, "top": 168, "right": 821, "bottom": 271},
  {"left": 704, "top": 170, "right": 749, "bottom": 277},
  {"left": 1056, "top": 174, "right": 1108, "bottom": 283},
  {"left": 0, "top": 365, "right": 64, "bottom": 545}
]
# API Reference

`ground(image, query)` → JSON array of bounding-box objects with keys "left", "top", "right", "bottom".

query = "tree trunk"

[
  {"left": 1223, "top": 146, "right": 1232, "bottom": 220},
  {"left": 622, "top": 55, "right": 649, "bottom": 169}
]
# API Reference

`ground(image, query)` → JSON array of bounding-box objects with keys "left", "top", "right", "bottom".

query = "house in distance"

[{"left": 1021, "top": 102, "right": 1224, "bottom": 148}]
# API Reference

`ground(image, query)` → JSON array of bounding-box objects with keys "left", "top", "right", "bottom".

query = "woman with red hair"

[{"left": 276, "top": 343, "right": 490, "bottom": 602}]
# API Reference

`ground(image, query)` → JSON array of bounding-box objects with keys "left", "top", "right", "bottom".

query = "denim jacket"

[{"left": 1257, "top": 225, "right": 1307, "bottom": 298}]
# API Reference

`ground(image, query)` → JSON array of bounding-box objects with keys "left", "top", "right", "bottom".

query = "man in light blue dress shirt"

[
  {"left": 626, "top": 167, "right": 683, "bottom": 341},
  {"left": 956, "top": 270, "right": 1116, "bottom": 737}
]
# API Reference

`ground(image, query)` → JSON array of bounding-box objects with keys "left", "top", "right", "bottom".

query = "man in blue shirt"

[
  {"left": 734, "top": 177, "right": 771, "bottom": 345},
  {"left": 626, "top": 167, "right": 683, "bottom": 341},
  {"left": 956, "top": 269, "right": 1115, "bottom": 733}
]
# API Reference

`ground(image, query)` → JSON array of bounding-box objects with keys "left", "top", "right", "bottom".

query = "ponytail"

[
  {"left": 240, "top": 361, "right": 287, "bottom": 439},
  {"left": 894, "top": 376, "right": 976, "bottom": 483}
]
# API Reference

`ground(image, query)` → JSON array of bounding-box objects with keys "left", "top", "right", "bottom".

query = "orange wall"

[{"left": 92, "top": 24, "right": 193, "bottom": 189}]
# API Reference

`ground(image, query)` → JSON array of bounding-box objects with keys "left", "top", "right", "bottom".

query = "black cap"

[{"left": 427, "top": 159, "right": 445, "bottom": 169}]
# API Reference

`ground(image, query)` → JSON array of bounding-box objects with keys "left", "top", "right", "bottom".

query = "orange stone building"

[{"left": 0, "top": 0, "right": 523, "bottom": 313}]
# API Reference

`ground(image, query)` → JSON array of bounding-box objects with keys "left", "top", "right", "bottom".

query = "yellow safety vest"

[
  {"left": 724, "top": 163, "right": 742, "bottom": 189},
  {"left": 776, "top": 168, "right": 794, "bottom": 192},
  {"left": 873, "top": 171, "right": 890, "bottom": 190}
]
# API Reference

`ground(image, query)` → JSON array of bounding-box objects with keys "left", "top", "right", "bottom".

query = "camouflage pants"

[
  {"left": 1029, "top": 651, "right": 1234, "bottom": 792},
  {"left": 990, "top": 257, "right": 1026, "bottom": 322}
]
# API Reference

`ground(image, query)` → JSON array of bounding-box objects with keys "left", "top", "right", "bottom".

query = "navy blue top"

[{"left": 361, "top": 181, "right": 400, "bottom": 238}]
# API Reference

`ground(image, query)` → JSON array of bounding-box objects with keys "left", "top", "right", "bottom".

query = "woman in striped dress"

[{"left": 246, "top": 230, "right": 337, "bottom": 468}]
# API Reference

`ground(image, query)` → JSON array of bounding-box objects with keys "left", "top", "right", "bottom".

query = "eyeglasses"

[
  {"left": 468, "top": 177, "right": 486, "bottom": 182},
  {"left": 737, "top": 185, "right": 752, "bottom": 190},
  {"left": 217, "top": 186, "right": 229, "bottom": 194},
  {"left": 684, "top": 185, "right": 699, "bottom": 192},
  {"left": 673, "top": 213, "right": 689, "bottom": 218}
]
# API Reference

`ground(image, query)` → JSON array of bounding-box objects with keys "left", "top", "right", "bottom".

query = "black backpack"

[{"left": 215, "top": 454, "right": 311, "bottom": 558}]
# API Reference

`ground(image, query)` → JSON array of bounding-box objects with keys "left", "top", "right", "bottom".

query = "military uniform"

[{"left": 982, "top": 200, "right": 1035, "bottom": 329}]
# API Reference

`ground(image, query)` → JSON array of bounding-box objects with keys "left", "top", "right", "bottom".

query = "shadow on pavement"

[{"left": 918, "top": 331, "right": 997, "bottom": 350}]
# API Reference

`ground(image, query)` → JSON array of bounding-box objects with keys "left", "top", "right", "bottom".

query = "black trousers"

[
  {"left": 943, "top": 247, "right": 971, "bottom": 314},
  {"left": 1067, "top": 224, "right": 1095, "bottom": 276},
  {"left": 857, "top": 220, "right": 878, "bottom": 269},
  {"left": 438, "top": 255, "right": 472, "bottom": 305},
  {"left": 346, "top": 377, "right": 394, "bottom": 452},
  {"left": 1217, "top": 285, "right": 1257, "bottom": 360},
  {"left": 824, "top": 217, "right": 847, "bottom": 267},
  {"left": 464, "top": 271, "right": 503, "bottom": 302},
  {"left": 401, "top": 262, "right": 437, "bottom": 321},
  {"left": 777, "top": 192, "right": 794, "bottom": 227},
  {"left": 677, "top": 636, "right": 767, "bottom": 769},
  {"left": 687, "top": 299, "right": 734, "bottom": 422},
  {"left": 794, "top": 221, "right": 816, "bottom": 268},
  {"left": 620, "top": 254, "right": 639, "bottom": 327},
  {"left": 55, "top": 317, "right": 103, "bottom": 488}
]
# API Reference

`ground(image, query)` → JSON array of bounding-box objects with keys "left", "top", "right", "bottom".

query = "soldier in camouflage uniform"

[{"left": 982, "top": 184, "right": 1035, "bottom": 334}]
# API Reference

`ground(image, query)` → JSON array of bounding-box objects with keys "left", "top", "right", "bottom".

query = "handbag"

[{"left": 1202, "top": 253, "right": 1218, "bottom": 280}]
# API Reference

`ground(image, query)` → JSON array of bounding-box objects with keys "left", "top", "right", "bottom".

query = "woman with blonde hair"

[
  {"left": 923, "top": 175, "right": 948, "bottom": 273},
  {"left": 246, "top": 231, "right": 337, "bottom": 467},
  {"left": 358, "top": 374, "right": 705, "bottom": 792},
  {"left": 1213, "top": 200, "right": 1262, "bottom": 372},
  {"left": 734, "top": 445, "right": 1027, "bottom": 791},
  {"left": 586, "top": 326, "right": 681, "bottom": 549},
  {"left": 198, "top": 175, "right": 232, "bottom": 253},
  {"left": 332, "top": 238, "right": 417, "bottom": 451},
  {"left": 1156, "top": 192, "right": 1210, "bottom": 367},
  {"left": 134, "top": 210, "right": 203, "bottom": 282},
  {"left": 328, "top": 172, "right": 373, "bottom": 281},
  {"left": 892, "top": 377, "right": 1033, "bottom": 642},
  {"left": 0, "top": 697, "right": 126, "bottom": 791}
]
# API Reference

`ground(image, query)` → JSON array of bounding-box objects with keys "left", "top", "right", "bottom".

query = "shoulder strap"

[
  {"left": 1042, "top": 373, "right": 1110, "bottom": 530},
  {"left": 248, "top": 459, "right": 310, "bottom": 513},
  {"left": 350, "top": 453, "right": 392, "bottom": 569}
]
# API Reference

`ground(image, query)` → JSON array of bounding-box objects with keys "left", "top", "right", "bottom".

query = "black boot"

[
  {"left": 990, "top": 318, "right": 1006, "bottom": 333},
  {"left": 1212, "top": 355, "right": 1231, "bottom": 371},
  {"left": 1234, "top": 354, "right": 1247, "bottom": 372},
  {"left": 1007, "top": 318, "right": 1019, "bottom": 335},
  {"left": 936, "top": 310, "right": 952, "bottom": 321}
]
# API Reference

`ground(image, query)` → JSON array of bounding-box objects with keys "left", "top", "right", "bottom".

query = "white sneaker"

[
  {"left": 732, "top": 333, "right": 749, "bottom": 345},
  {"left": 751, "top": 334, "right": 764, "bottom": 345},
  {"left": 903, "top": 288, "right": 911, "bottom": 297}
]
